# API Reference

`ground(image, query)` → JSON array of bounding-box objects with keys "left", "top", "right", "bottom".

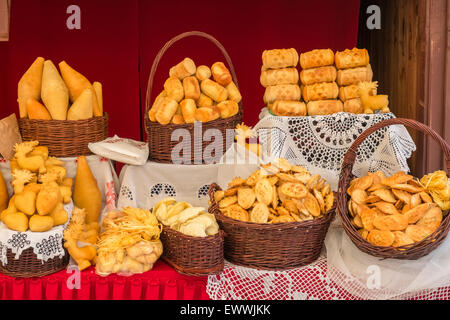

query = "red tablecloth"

[{"left": 0, "top": 261, "right": 209, "bottom": 300}]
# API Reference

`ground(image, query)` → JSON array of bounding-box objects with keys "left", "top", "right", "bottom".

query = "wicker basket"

[
  {"left": 19, "top": 113, "right": 109, "bottom": 158},
  {"left": 0, "top": 246, "right": 69, "bottom": 278},
  {"left": 208, "top": 183, "right": 336, "bottom": 270},
  {"left": 159, "top": 225, "right": 224, "bottom": 276},
  {"left": 144, "top": 31, "right": 243, "bottom": 164},
  {"left": 336, "top": 118, "right": 450, "bottom": 260}
]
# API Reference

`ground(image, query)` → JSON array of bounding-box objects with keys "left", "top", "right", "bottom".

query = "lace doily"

[
  {"left": 206, "top": 256, "right": 450, "bottom": 300},
  {"left": 0, "top": 201, "right": 73, "bottom": 265},
  {"left": 117, "top": 161, "right": 221, "bottom": 210},
  {"left": 254, "top": 110, "right": 416, "bottom": 190}
]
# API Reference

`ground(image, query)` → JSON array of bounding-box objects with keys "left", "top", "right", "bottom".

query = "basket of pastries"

[
  {"left": 0, "top": 141, "right": 73, "bottom": 277},
  {"left": 262, "top": 47, "right": 390, "bottom": 116},
  {"left": 337, "top": 118, "right": 450, "bottom": 259},
  {"left": 17, "top": 57, "right": 108, "bottom": 157},
  {"left": 152, "top": 198, "right": 224, "bottom": 276},
  {"left": 145, "top": 31, "right": 243, "bottom": 164},
  {"left": 208, "top": 158, "right": 336, "bottom": 270}
]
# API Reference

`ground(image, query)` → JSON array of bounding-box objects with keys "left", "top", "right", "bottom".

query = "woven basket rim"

[
  {"left": 162, "top": 224, "right": 225, "bottom": 241},
  {"left": 19, "top": 113, "right": 108, "bottom": 124}
]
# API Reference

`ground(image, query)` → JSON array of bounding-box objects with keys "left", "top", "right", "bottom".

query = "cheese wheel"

[
  {"left": 260, "top": 68, "right": 299, "bottom": 87},
  {"left": 302, "top": 82, "right": 339, "bottom": 102},
  {"left": 300, "top": 66, "right": 337, "bottom": 85},
  {"left": 263, "top": 84, "right": 301, "bottom": 104},
  {"left": 262, "top": 48, "right": 299, "bottom": 69},
  {"left": 200, "top": 79, "right": 228, "bottom": 102},
  {"left": 182, "top": 76, "right": 200, "bottom": 100},
  {"left": 337, "top": 64, "right": 373, "bottom": 86},
  {"left": 271, "top": 100, "right": 306, "bottom": 116},
  {"left": 169, "top": 58, "right": 196, "bottom": 79}
]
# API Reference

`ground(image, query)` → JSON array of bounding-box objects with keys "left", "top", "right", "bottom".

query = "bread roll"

[
  {"left": 155, "top": 97, "right": 178, "bottom": 125},
  {"left": 211, "top": 62, "right": 232, "bottom": 86},
  {"left": 302, "top": 82, "right": 339, "bottom": 102},
  {"left": 171, "top": 114, "right": 185, "bottom": 124},
  {"left": 196, "top": 93, "right": 213, "bottom": 108},
  {"left": 343, "top": 98, "right": 363, "bottom": 114},
  {"left": 217, "top": 100, "right": 239, "bottom": 119},
  {"left": 169, "top": 58, "right": 196, "bottom": 79},
  {"left": 182, "top": 76, "right": 200, "bottom": 100},
  {"left": 195, "top": 106, "right": 220, "bottom": 122},
  {"left": 299, "top": 49, "right": 334, "bottom": 69},
  {"left": 300, "top": 66, "right": 337, "bottom": 85},
  {"left": 263, "top": 84, "right": 301, "bottom": 104},
  {"left": 335, "top": 48, "right": 370, "bottom": 69},
  {"left": 306, "top": 100, "right": 343, "bottom": 116},
  {"left": 196, "top": 65, "right": 211, "bottom": 81},
  {"left": 148, "top": 91, "right": 167, "bottom": 121},
  {"left": 226, "top": 82, "right": 242, "bottom": 103},
  {"left": 180, "top": 99, "right": 197, "bottom": 124},
  {"left": 260, "top": 68, "right": 299, "bottom": 87},
  {"left": 271, "top": 100, "right": 306, "bottom": 116},
  {"left": 339, "top": 84, "right": 377, "bottom": 101},
  {"left": 337, "top": 64, "right": 373, "bottom": 86},
  {"left": 164, "top": 76, "right": 184, "bottom": 102},
  {"left": 200, "top": 79, "right": 228, "bottom": 102},
  {"left": 262, "top": 48, "right": 299, "bottom": 69}
]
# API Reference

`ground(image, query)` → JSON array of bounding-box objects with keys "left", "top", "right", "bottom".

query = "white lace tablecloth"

[
  {"left": 117, "top": 161, "right": 221, "bottom": 210},
  {"left": 206, "top": 255, "right": 450, "bottom": 300},
  {"left": 0, "top": 155, "right": 119, "bottom": 263},
  {"left": 254, "top": 110, "right": 416, "bottom": 191}
]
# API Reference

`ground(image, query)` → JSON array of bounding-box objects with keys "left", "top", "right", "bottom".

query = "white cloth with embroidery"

[
  {"left": 0, "top": 201, "right": 73, "bottom": 266},
  {"left": 0, "top": 155, "right": 119, "bottom": 264},
  {"left": 254, "top": 110, "right": 416, "bottom": 191},
  {"left": 117, "top": 161, "right": 221, "bottom": 210}
]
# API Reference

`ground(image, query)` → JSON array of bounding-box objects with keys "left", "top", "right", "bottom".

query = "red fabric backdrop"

[{"left": 0, "top": 0, "right": 360, "bottom": 143}]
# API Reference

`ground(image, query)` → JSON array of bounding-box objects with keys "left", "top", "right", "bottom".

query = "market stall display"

[
  {"left": 208, "top": 158, "right": 336, "bottom": 270},
  {"left": 337, "top": 118, "right": 450, "bottom": 259},
  {"left": 153, "top": 198, "right": 224, "bottom": 276},
  {"left": 145, "top": 31, "right": 243, "bottom": 164},
  {"left": 17, "top": 57, "right": 108, "bottom": 157}
]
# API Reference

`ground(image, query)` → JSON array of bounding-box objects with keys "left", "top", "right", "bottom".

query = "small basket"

[
  {"left": 19, "top": 113, "right": 109, "bottom": 158},
  {"left": 208, "top": 183, "right": 335, "bottom": 270},
  {"left": 144, "top": 31, "right": 243, "bottom": 164},
  {"left": 0, "top": 247, "right": 69, "bottom": 278},
  {"left": 159, "top": 225, "right": 225, "bottom": 276},
  {"left": 336, "top": 118, "right": 450, "bottom": 260}
]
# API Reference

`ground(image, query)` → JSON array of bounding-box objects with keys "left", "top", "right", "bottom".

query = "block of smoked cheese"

[
  {"left": 263, "top": 84, "right": 301, "bottom": 104},
  {"left": 299, "top": 49, "right": 334, "bottom": 69},
  {"left": 262, "top": 48, "right": 299, "bottom": 70},
  {"left": 260, "top": 68, "right": 299, "bottom": 87},
  {"left": 335, "top": 48, "right": 370, "bottom": 69},
  {"left": 302, "top": 82, "right": 339, "bottom": 102},
  {"left": 300, "top": 66, "right": 337, "bottom": 85},
  {"left": 337, "top": 64, "right": 373, "bottom": 86},
  {"left": 306, "top": 100, "right": 343, "bottom": 116}
]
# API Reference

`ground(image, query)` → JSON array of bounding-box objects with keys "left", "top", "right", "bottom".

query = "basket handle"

[
  {"left": 339, "top": 118, "right": 450, "bottom": 189},
  {"left": 145, "top": 31, "right": 240, "bottom": 112}
]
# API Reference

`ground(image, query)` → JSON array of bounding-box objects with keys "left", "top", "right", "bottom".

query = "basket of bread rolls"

[
  {"left": 145, "top": 31, "right": 243, "bottom": 164},
  {"left": 337, "top": 118, "right": 450, "bottom": 260},
  {"left": 0, "top": 141, "right": 73, "bottom": 277},
  {"left": 17, "top": 57, "right": 108, "bottom": 158},
  {"left": 263, "top": 47, "right": 390, "bottom": 116},
  {"left": 208, "top": 158, "right": 336, "bottom": 270}
]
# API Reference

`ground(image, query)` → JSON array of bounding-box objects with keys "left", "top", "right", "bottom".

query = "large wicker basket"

[
  {"left": 144, "top": 31, "right": 243, "bottom": 164},
  {"left": 208, "top": 183, "right": 335, "bottom": 270},
  {"left": 0, "top": 247, "right": 69, "bottom": 278},
  {"left": 19, "top": 113, "right": 109, "bottom": 158},
  {"left": 159, "top": 225, "right": 224, "bottom": 276},
  {"left": 336, "top": 118, "right": 450, "bottom": 260}
]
